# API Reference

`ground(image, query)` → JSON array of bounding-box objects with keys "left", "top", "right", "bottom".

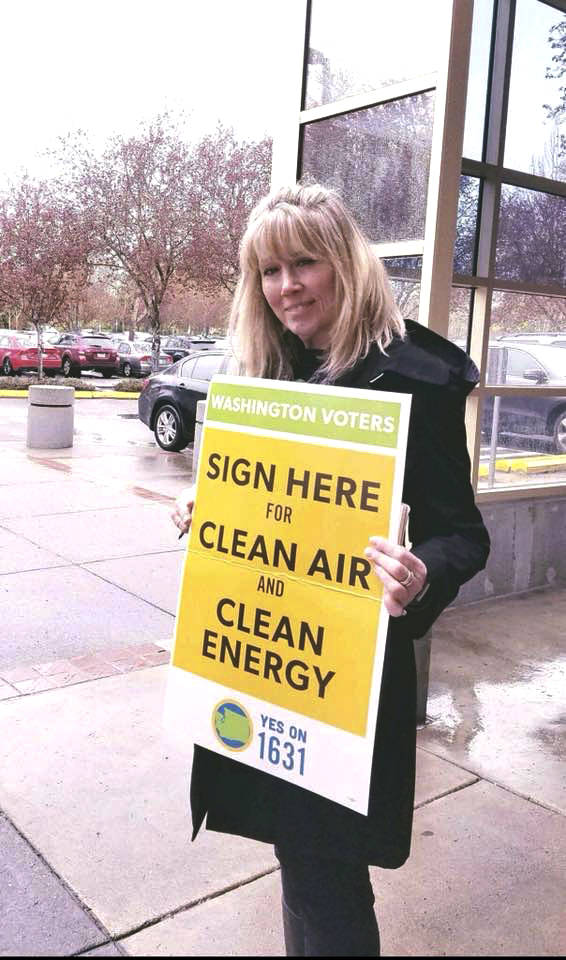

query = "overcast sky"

[
  {"left": 0, "top": 0, "right": 563, "bottom": 187},
  {"left": 0, "top": 0, "right": 304, "bottom": 184}
]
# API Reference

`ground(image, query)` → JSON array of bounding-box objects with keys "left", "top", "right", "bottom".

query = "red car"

[
  {"left": 0, "top": 333, "right": 62, "bottom": 375},
  {"left": 50, "top": 333, "right": 117, "bottom": 377}
]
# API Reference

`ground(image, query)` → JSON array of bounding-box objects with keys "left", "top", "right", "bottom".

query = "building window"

[
  {"left": 462, "top": 0, "right": 494, "bottom": 161},
  {"left": 300, "top": 94, "right": 434, "bottom": 243},
  {"left": 382, "top": 257, "right": 422, "bottom": 322},
  {"left": 276, "top": 0, "right": 566, "bottom": 497},
  {"left": 504, "top": 0, "right": 566, "bottom": 179},
  {"left": 460, "top": 0, "right": 566, "bottom": 494},
  {"left": 304, "top": 0, "right": 448, "bottom": 109},
  {"left": 454, "top": 175, "right": 481, "bottom": 276},
  {"left": 496, "top": 184, "right": 566, "bottom": 286}
]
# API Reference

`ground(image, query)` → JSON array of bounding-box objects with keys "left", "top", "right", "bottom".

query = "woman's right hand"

[{"left": 171, "top": 484, "right": 196, "bottom": 536}]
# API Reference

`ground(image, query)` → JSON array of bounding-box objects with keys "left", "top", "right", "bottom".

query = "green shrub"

[
  {"left": 0, "top": 375, "right": 33, "bottom": 390},
  {"left": 0, "top": 375, "right": 85, "bottom": 390},
  {"left": 0, "top": 375, "right": 143, "bottom": 392}
]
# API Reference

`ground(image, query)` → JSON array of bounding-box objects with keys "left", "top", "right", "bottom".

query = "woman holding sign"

[{"left": 172, "top": 183, "right": 490, "bottom": 956}]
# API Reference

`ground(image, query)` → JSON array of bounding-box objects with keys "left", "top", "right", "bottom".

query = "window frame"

[
  {"left": 460, "top": 0, "right": 566, "bottom": 500},
  {"left": 271, "top": 0, "right": 566, "bottom": 502}
]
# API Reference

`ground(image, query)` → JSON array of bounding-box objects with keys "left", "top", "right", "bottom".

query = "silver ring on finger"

[{"left": 399, "top": 569, "right": 415, "bottom": 588}]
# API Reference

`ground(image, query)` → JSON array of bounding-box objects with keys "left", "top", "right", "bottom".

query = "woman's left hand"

[{"left": 364, "top": 537, "right": 428, "bottom": 617}]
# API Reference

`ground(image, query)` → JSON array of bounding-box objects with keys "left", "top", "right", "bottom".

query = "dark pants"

[{"left": 275, "top": 847, "right": 380, "bottom": 957}]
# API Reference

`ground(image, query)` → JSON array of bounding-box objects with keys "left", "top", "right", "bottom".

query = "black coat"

[{"left": 189, "top": 321, "right": 490, "bottom": 868}]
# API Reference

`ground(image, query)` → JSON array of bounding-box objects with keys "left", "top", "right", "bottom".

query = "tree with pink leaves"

[
  {"left": 58, "top": 115, "right": 204, "bottom": 370},
  {"left": 57, "top": 116, "right": 271, "bottom": 369},
  {"left": 58, "top": 278, "right": 122, "bottom": 333},
  {"left": 0, "top": 178, "right": 92, "bottom": 378},
  {"left": 190, "top": 125, "right": 272, "bottom": 295},
  {"left": 159, "top": 281, "right": 231, "bottom": 336}
]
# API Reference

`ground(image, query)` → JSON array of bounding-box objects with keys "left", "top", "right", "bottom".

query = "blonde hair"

[{"left": 229, "top": 183, "right": 404, "bottom": 381}]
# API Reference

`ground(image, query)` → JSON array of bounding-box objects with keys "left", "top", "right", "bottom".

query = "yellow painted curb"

[
  {"left": 511, "top": 455, "right": 566, "bottom": 474},
  {"left": 0, "top": 389, "right": 140, "bottom": 399},
  {"left": 90, "top": 391, "right": 141, "bottom": 399},
  {"left": 479, "top": 454, "right": 566, "bottom": 476}
]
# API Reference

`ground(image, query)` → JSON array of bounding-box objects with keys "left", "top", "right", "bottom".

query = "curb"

[
  {"left": 0, "top": 389, "right": 140, "bottom": 399},
  {"left": 479, "top": 454, "right": 566, "bottom": 476}
]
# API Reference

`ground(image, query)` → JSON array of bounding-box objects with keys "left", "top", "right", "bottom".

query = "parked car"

[
  {"left": 50, "top": 333, "right": 118, "bottom": 377},
  {"left": 497, "top": 332, "right": 566, "bottom": 348},
  {"left": 0, "top": 333, "right": 62, "bottom": 375},
  {"left": 161, "top": 336, "right": 195, "bottom": 363},
  {"left": 161, "top": 336, "right": 230, "bottom": 363},
  {"left": 483, "top": 341, "right": 566, "bottom": 453},
  {"left": 138, "top": 349, "right": 231, "bottom": 451},
  {"left": 186, "top": 336, "right": 229, "bottom": 353},
  {"left": 114, "top": 340, "right": 173, "bottom": 378}
]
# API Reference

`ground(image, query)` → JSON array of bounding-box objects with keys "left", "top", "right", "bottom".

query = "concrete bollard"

[
  {"left": 192, "top": 399, "right": 206, "bottom": 478},
  {"left": 27, "top": 385, "right": 75, "bottom": 449}
]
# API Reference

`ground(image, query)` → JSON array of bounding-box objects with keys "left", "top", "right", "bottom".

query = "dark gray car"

[
  {"left": 115, "top": 340, "right": 172, "bottom": 378},
  {"left": 138, "top": 349, "right": 230, "bottom": 450},
  {"left": 484, "top": 341, "right": 566, "bottom": 453}
]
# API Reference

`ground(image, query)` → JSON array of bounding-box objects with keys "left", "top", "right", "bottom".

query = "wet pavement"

[
  {"left": 420, "top": 589, "right": 566, "bottom": 814},
  {"left": 0, "top": 395, "right": 564, "bottom": 956}
]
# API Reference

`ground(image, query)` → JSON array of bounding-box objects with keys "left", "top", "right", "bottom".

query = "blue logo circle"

[{"left": 212, "top": 700, "right": 253, "bottom": 751}]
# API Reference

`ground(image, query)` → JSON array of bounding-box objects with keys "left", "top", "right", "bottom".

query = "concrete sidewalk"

[{"left": 1, "top": 400, "right": 565, "bottom": 956}]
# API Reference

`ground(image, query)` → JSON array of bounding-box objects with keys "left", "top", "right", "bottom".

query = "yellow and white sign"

[{"left": 166, "top": 376, "right": 411, "bottom": 814}]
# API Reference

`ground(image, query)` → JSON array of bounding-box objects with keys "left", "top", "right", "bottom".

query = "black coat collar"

[{"left": 333, "top": 320, "right": 479, "bottom": 398}]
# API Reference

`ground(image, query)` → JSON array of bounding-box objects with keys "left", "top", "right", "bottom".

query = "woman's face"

[{"left": 258, "top": 250, "right": 336, "bottom": 349}]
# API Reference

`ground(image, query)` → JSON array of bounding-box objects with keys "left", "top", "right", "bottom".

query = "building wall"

[{"left": 453, "top": 495, "right": 566, "bottom": 605}]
